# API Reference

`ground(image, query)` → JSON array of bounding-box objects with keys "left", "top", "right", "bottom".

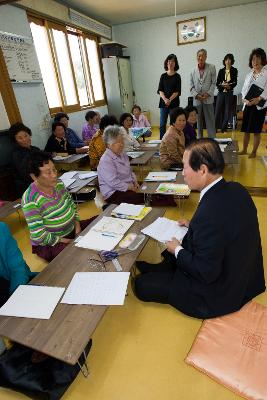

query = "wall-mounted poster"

[{"left": 177, "top": 17, "right": 206, "bottom": 45}]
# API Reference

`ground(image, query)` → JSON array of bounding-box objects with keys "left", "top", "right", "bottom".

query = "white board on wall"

[
  {"left": 0, "top": 93, "right": 10, "bottom": 130},
  {"left": 0, "top": 31, "right": 42, "bottom": 82}
]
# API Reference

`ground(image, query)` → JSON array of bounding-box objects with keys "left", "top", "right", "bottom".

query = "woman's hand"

[
  {"left": 75, "top": 221, "right": 81, "bottom": 235},
  {"left": 60, "top": 237, "right": 72, "bottom": 244},
  {"left": 249, "top": 97, "right": 262, "bottom": 106}
]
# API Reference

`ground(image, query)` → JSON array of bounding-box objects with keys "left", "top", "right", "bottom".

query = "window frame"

[{"left": 28, "top": 14, "right": 106, "bottom": 115}]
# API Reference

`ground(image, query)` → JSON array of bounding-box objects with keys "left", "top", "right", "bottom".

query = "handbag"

[{"left": 0, "top": 339, "right": 92, "bottom": 400}]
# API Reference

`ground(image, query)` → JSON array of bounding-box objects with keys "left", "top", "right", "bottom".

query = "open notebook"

[{"left": 75, "top": 216, "right": 134, "bottom": 251}]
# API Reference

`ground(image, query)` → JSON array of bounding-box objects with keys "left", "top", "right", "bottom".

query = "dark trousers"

[
  {"left": 215, "top": 91, "right": 233, "bottom": 130},
  {"left": 134, "top": 259, "right": 176, "bottom": 303},
  {"left": 159, "top": 107, "right": 171, "bottom": 139},
  {"left": 32, "top": 218, "right": 96, "bottom": 262},
  {"left": 106, "top": 190, "right": 176, "bottom": 207}
]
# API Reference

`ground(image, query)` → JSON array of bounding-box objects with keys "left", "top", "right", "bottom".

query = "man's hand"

[
  {"left": 166, "top": 237, "right": 181, "bottom": 254},
  {"left": 164, "top": 98, "right": 171, "bottom": 106},
  {"left": 196, "top": 94, "right": 203, "bottom": 101},
  {"left": 249, "top": 97, "right": 262, "bottom": 106},
  {"left": 178, "top": 219, "right": 190, "bottom": 227}
]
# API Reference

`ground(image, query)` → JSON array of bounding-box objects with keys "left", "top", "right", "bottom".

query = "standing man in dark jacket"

[{"left": 134, "top": 139, "right": 265, "bottom": 318}]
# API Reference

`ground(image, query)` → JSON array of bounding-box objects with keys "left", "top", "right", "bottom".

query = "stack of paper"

[
  {"left": 61, "top": 272, "right": 130, "bottom": 305},
  {"left": 142, "top": 217, "right": 188, "bottom": 243},
  {"left": 144, "top": 171, "right": 177, "bottom": 182},
  {"left": 143, "top": 143, "right": 158, "bottom": 148},
  {"left": 78, "top": 171, "right": 98, "bottom": 180},
  {"left": 111, "top": 203, "right": 152, "bottom": 221},
  {"left": 126, "top": 151, "right": 145, "bottom": 159},
  {"left": 76, "top": 216, "right": 134, "bottom": 251},
  {"left": 0, "top": 285, "right": 65, "bottom": 319},
  {"left": 156, "top": 183, "right": 190, "bottom": 196}
]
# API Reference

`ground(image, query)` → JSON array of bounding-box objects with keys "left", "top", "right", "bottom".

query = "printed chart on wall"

[{"left": 0, "top": 31, "right": 41, "bottom": 83}]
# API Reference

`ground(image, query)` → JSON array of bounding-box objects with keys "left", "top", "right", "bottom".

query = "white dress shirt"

[{"left": 174, "top": 176, "right": 223, "bottom": 258}]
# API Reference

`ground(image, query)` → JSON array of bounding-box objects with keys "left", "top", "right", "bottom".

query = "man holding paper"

[{"left": 134, "top": 139, "right": 265, "bottom": 319}]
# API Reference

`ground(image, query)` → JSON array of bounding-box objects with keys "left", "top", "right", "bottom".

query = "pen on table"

[{"left": 102, "top": 233, "right": 116, "bottom": 238}]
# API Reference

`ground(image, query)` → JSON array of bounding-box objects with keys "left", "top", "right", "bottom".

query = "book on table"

[
  {"left": 156, "top": 183, "right": 190, "bottom": 196},
  {"left": 111, "top": 203, "right": 152, "bottom": 221}
]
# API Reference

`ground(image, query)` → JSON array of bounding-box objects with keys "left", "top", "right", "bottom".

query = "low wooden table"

[
  {"left": 139, "top": 172, "right": 189, "bottom": 213},
  {"left": 54, "top": 154, "right": 89, "bottom": 171},
  {"left": 0, "top": 199, "right": 21, "bottom": 220},
  {"left": 0, "top": 205, "right": 165, "bottom": 365},
  {"left": 130, "top": 150, "right": 157, "bottom": 180}
]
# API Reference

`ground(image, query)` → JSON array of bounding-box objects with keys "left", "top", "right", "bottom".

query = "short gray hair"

[
  {"left": 197, "top": 48, "right": 207, "bottom": 56},
  {"left": 103, "top": 125, "right": 123, "bottom": 145}
]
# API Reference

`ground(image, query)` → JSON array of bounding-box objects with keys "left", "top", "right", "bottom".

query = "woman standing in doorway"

[
  {"left": 239, "top": 48, "right": 267, "bottom": 158},
  {"left": 157, "top": 54, "right": 181, "bottom": 139}
]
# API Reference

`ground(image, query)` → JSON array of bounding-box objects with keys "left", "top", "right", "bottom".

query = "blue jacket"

[
  {"left": 66, "top": 128, "right": 85, "bottom": 148},
  {"left": 0, "top": 222, "right": 37, "bottom": 294}
]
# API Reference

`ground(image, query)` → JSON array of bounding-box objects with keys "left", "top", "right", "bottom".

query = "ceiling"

[{"left": 55, "top": 0, "right": 264, "bottom": 25}]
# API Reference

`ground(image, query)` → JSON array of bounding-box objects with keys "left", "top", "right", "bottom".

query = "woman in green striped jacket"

[{"left": 22, "top": 151, "right": 96, "bottom": 262}]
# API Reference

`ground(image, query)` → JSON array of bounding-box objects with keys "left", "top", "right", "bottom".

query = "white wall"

[
  {"left": 0, "top": 5, "right": 108, "bottom": 148},
  {"left": 113, "top": 1, "right": 267, "bottom": 125}
]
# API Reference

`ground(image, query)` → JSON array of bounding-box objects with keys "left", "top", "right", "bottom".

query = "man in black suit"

[{"left": 134, "top": 139, "right": 265, "bottom": 318}]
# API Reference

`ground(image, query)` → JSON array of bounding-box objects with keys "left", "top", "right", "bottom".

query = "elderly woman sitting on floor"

[
  {"left": 22, "top": 151, "right": 96, "bottom": 262},
  {"left": 97, "top": 125, "right": 176, "bottom": 206}
]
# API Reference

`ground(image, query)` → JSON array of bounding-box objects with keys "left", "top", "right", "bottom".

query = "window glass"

[
  {"left": 68, "top": 33, "right": 89, "bottom": 106},
  {"left": 52, "top": 28, "right": 78, "bottom": 106},
  {"left": 30, "top": 22, "right": 62, "bottom": 108},
  {"left": 86, "top": 38, "right": 104, "bottom": 101}
]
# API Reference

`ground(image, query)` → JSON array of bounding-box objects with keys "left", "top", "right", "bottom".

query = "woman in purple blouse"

[
  {"left": 97, "top": 125, "right": 176, "bottom": 206},
  {"left": 82, "top": 110, "right": 98, "bottom": 144}
]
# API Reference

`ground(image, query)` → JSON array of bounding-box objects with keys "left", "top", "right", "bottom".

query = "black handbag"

[{"left": 0, "top": 339, "right": 92, "bottom": 400}]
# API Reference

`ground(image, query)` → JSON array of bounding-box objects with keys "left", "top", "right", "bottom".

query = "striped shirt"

[{"left": 22, "top": 181, "right": 79, "bottom": 247}]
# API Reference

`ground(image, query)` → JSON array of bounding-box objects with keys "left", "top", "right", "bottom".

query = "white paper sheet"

[
  {"left": 75, "top": 216, "right": 134, "bottom": 251},
  {"left": 91, "top": 216, "right": 134, "bottom": 235},
  {"left": 142, "top": 217, "right": 188, "bottom": 243},
  {"left": 112, "top": 203, "right": 145, "bottom": 216},
  {"left": 61, "top": 272, "right": 130, "bottom": 305},
  {"left": 78, "top": 171, "right": 98, "bottom": 179},
  {"left": 76, "top": 230, "right": 122, "bottom": 251},
  {"left": 219, "top": 144, "right": 228, "bottom": 152},
  {"left": 144, "top": 171, "right": 177, "bottom": 181},
  {"left": 0, "top": 285, "right": 65, "bottom": 319}
]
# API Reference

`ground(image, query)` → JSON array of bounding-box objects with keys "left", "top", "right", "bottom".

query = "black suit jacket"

[
  {"left": 168, "top": 179, "right": 265, "bottom": 318},
  {"left": 216, "top": 66, "right": 238, "bottom": 92}
]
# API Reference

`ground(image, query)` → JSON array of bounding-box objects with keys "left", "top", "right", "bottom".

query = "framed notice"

[{"left": 177, "top": 17, "right": 206, "bottom": 45}]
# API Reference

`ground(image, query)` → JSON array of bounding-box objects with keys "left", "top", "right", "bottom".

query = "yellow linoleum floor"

[{"left": 0, "top": 128, "right": 267, "bottom": 400}]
